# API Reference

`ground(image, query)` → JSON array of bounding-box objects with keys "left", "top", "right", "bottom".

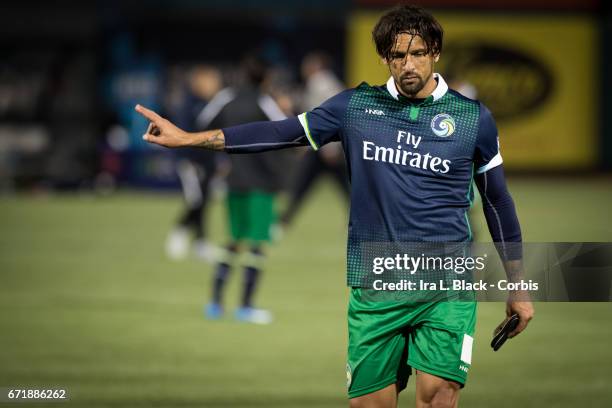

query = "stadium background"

[{"left": 1, "top": 0, "right": 611, "bottom": 407}]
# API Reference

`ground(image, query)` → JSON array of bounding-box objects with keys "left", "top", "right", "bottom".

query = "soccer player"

[
  {"left": 166, "top": 65, "right": 223, "bottom": 261},
  {"left": 136, "top": 5, "right": 534, "bottom": 407},
  {"left": 199, "top": 55, "right": 288, "bottom": 324}
]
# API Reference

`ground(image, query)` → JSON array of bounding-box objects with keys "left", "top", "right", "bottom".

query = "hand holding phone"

[{"left": 491, "top": 313, "right": 520, "bottom": 351}]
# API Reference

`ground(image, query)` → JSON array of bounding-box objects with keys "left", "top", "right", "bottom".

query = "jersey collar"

[{"left": 386, "top": 73, "right": 448, "bottom": 102}]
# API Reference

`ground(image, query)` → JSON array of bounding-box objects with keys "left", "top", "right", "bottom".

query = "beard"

[{"left": 397, "top": 73, "right": 428, "bottom": 97}]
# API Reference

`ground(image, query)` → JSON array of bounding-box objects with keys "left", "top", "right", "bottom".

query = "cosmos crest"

[{"left": 431, "top": 113, "right": 456, "bottom": 137}]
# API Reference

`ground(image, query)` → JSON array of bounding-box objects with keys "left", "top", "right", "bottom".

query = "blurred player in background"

[
  {"left": 279, "top": 52, "right": 350, "bottom": 227},
  {"left": 198, "top": 55, "right": 287, "bottom": 324},
  {"left": 136, "top": 5, "right": 534, "bottom": 406},
  {"left": 166, "top": 65, "right": 223, "bottom": 261}
]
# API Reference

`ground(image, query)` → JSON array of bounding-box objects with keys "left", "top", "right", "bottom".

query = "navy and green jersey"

[{"left": 224, "top": 74, "right": 508, "bottom": 286}]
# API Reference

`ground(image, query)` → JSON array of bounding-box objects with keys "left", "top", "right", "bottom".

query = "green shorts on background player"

[{"left": 227, "top": 192, "right": 276, "bottom": 242}]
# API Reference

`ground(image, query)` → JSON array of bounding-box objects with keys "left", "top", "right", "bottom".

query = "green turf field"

[{"left": 1, "top": 177, "right": 611, "bottom": 407}]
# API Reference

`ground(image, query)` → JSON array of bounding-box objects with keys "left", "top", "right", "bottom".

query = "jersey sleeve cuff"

[
  {"left": 297, "top": 113, "right": 319, "bottom": 151},
  {"left": 476, "top": 152, "right": 503, "bottom": 174}
]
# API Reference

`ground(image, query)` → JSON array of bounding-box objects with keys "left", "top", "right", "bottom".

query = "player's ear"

[
  {"left": 381, "top": 57, "right": 389, "bottom": 66},
  {"left": 433, "top": 53, "right": 440, "bottom": 63}
]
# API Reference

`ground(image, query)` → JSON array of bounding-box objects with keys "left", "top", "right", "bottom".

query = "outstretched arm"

[
  {"left": 474, "top": 165, "right": 534, "bottom": 338},
  {"left": 136, "top": 89, "right": 353, "bottom": 152},
  {"left": 135, "top": 104, "right": 308, "bottom": 152},
  {"left": 136, "top": 105, "right": 226, "bottom": 150}
]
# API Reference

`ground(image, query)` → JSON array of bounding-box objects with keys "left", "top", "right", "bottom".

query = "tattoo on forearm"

[{"left": 195, "top": 130, "right": 225, "bottom": 150}]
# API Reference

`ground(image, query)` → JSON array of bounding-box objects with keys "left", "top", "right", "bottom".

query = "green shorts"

[
  {"left": 346, "top": 288, "right": 477, "bottom": 398},
  {"left": 227, "top": 191, "right": 276, "bottom": 242}
]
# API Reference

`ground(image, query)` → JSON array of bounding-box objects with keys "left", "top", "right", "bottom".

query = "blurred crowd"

[{"left": 0, "top": 45, "right": 347, "bottom": 189}]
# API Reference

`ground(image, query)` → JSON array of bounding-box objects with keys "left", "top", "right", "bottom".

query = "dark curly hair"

[{"left": 372, "top": 5, "right": 443, "bottom": 60}]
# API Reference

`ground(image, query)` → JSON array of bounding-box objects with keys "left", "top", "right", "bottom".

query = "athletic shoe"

[
  {"left": 234, "top": 307, "right": 273, "bottom": 325},
  {"left": 204, "top": 303, "right": 223, "bottom": 320}
]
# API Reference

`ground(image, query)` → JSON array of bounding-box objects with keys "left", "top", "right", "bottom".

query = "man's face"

[{"left": 385, "top": 33, "right": 438, "bottom": 98}]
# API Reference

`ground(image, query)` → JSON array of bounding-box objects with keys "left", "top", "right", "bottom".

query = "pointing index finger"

[{"left": 135, "top": 104, "right": 163, "bottom": 123}]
